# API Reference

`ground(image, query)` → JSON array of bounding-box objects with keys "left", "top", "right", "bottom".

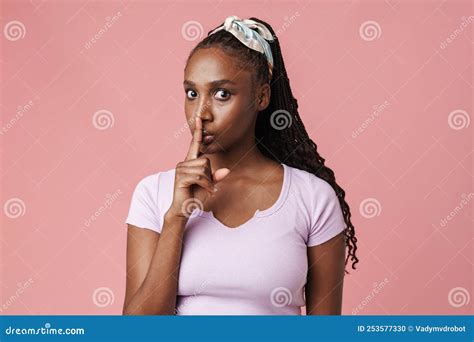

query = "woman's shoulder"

[
  {"left": 283, "top": 163, "right": 345, "bottom": 246},
  {"left": 125, "top": 167, "right": 176, "bottom": 232},
  {"left": 284, "top": 163, "right": 335, "bottom": 198},
  {"left": 134, "top": 167, "right": 176, "bottom": 190}
]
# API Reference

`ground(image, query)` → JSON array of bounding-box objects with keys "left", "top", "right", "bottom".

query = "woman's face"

[{"left": 183, "top": 47, "right": 269, "bottom": 154}]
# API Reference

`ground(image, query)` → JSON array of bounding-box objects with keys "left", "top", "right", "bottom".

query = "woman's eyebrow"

[{"left": 183, "top": 79, "right": 237, "bottom": 87}]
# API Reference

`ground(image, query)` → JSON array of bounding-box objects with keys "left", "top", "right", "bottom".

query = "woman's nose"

[{"left": 196, "top": 99, "right": 213, "bottom": 120}]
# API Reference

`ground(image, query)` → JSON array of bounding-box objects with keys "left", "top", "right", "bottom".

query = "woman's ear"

[{"left": 256, "top": 83, "right": 271, "bottom": 111}]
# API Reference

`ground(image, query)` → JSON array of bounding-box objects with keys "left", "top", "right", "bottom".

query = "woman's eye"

[
  {"left": 186, "top": 89, "right": 197, "bottom": 99},
  {"left": 214, "top": 89, "right": 230, "bottom": 100}
]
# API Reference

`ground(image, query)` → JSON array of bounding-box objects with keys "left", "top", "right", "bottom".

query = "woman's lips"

[{"left": 203, "top": 135, "right": 215, "bottom": 145}]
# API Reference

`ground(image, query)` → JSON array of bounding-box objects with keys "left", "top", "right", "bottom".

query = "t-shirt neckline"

[{"left": 196, "top": 162, "right": 291, "bottom": 229}]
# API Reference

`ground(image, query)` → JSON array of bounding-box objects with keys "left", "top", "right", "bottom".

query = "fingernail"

[{"left": 213, "top": 187, "right": 218, "bottom": 192}]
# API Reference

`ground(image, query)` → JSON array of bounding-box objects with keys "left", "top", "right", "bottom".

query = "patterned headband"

[{"left": 208, "top": 15, "right": 275, "bottom": 80}]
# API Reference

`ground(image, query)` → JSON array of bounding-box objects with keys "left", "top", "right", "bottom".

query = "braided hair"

[{"left": 186, "top": 17, "right": 359, "bottom": 274}]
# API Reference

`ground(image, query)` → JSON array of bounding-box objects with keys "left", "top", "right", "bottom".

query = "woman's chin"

[
  {"left": 200, "top": 142, "right": 213, "bottom": 153},
  {"left": 200, "top": 141, "right": 222, "bottom": 154}
]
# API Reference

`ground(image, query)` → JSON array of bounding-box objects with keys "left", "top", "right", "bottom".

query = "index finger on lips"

[{"left": 185, "top": 114, "right": 203, "bottom": 161}]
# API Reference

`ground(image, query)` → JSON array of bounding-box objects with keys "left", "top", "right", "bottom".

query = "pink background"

[{"left": 1, "top": 0, "right": 472, "bottom": 315}]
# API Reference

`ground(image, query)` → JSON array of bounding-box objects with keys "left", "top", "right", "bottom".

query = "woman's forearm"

[{"left": 123, "top": 213, "right": 187, "bottom": 315}]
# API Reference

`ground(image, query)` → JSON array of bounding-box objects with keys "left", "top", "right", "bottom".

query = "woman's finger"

[
  {"left": 185, "top": 114, "right": 202, "bottom": 161},
  {"left": 178, "top": 165, "right": 214, "bottom": 186},
  {"left": 178, "top": 173, "right": 216, "bottom": 196}
]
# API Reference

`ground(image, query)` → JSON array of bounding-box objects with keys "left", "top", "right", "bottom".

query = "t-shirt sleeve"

[
  {"left": 307, "top": 177, "right": 346, "bottom": 247},
  {"left": 125, "top": 174, "right": 162, "bottom": 234}
]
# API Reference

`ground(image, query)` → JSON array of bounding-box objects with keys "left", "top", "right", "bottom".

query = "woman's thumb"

[{"left": 213, "top": 168, "right": 231, "bottom": 183}]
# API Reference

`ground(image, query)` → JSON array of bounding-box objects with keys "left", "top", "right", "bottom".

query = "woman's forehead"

[{"left": 185, "top": 48, "right": 251, "bottom": 85}]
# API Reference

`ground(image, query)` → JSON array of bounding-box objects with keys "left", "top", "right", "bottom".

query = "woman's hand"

[{"left": 167, "top": 114, "right": 230, "bottom": 219}]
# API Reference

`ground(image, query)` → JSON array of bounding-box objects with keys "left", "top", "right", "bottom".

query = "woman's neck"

[{"left": 204, "top": 143, "right": 272, "bottom": 177}]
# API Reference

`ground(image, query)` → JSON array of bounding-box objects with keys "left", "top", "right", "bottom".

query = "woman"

[{"left": 123, "top": 15, "right": 359, "bottom": 315}]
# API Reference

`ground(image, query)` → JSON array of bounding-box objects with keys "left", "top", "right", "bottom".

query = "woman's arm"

[
  {"left": 122, "top": 212, "right": 187, "bottom": 315},
  {"left": 305, "top": 231, "right": 346, "bottom": 315}
]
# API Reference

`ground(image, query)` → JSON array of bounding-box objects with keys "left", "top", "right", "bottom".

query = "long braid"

[{"left": 187, "top": 18, "right": 359, "bottom": 274}]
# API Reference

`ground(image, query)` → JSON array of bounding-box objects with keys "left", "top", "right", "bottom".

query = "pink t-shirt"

[{"left": 125, "top": 162, "right": 346, "bottom": 315}]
